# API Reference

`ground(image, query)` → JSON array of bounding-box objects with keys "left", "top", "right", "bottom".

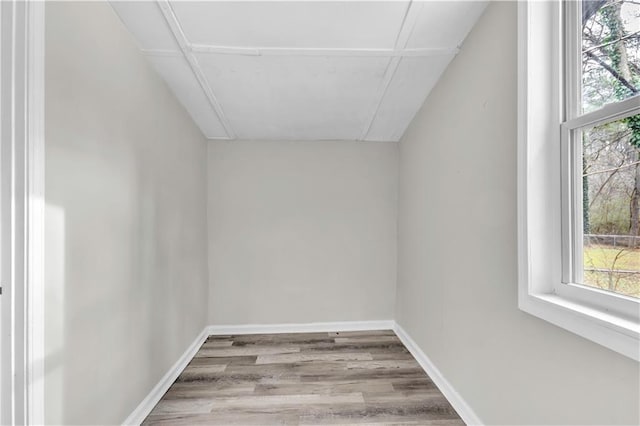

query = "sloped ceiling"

[{"left": 111, "top": 1, "right": 487, "bottom": 142}]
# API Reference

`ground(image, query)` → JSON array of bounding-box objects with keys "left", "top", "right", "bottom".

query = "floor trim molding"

[
  {"left": 393, "top": 322, "right": 483, "bottom": 426},
  {"left": 207, "top": 320, "right": 395, "bottom": 335},
  {"left": 122, "top": 327, "right": 209, "bottom": 426}
]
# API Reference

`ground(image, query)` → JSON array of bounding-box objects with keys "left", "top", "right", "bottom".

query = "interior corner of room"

[{"left": 1, "top": 1, "right": 639, "bottom": 425}]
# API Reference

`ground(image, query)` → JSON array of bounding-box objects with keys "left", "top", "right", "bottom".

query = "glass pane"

[
  {"left": 583, "top": 114, "right": 640, "bottom": 298},
  {"left": 582, "top": 0, "right": 640, "bottom": 113}
]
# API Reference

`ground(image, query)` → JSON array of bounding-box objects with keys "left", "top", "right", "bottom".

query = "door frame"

[{"left": 0, "top": 1, "right": 45, "bottom": 424}]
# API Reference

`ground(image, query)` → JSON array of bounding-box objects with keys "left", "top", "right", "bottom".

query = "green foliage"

[
  {"left": 627, "top": 114, "right": 640, "bottom": 148},
  {"left": 583, "top": 1, "right": 640, "bottom": 237},
  {"left": 600, "top": 4, "right": 629, "bottom": 98}
]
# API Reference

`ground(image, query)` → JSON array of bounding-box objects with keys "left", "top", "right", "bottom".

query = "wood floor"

[{"left": 143, "top": 330, "right": 464, "bottom": 425}]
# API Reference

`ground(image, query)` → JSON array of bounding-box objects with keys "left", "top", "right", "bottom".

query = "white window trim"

[{"left": 517, "top": 0, "right": 640, "bottom": 361}]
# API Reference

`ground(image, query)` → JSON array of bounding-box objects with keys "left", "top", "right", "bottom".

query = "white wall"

[
  {"left": 396, "top": 2, "right": 640, "bottom": 425},
  {"left": 43, "top": 2, "right": 639, "bottom": 425},
  {"left": 207, "top": 140, "right": 397, "bottom": 325},
  {"left": 44, "top": 2, "right": 209, "bottom": 424}
]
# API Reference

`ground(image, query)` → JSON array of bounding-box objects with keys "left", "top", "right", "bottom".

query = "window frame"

[
  {"left": 518, "top": 0, "right": 640, "bottom": 361},
  {"left": 560, "top": 97, "right": 640, "bottom": 319}
]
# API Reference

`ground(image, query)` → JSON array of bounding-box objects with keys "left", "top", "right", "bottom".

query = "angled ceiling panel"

[
  {"left": 197, "top": 54, "right": 389, "bottom": 140},
  {"left": 365, "top": 55, "right": 454, "bottom": 142},
  {"left": 170, "top": 1, "right": 410, "bottom": 49},
  {"left": 110, "top": 2, "right": 179, "bottom": 51},
  {"left": 111, "top": 1, "right": 488, "bottom": 142},
  {"left": 405, "top": 1, "right": 487, "bottom": 49},
  {"left": 147, "top": 55, "right": 228, "bottom": 139}
]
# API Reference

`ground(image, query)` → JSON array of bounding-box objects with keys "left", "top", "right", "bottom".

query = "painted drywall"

[
  {"left": 44, "top": 2, "right": 209, "bottom": 424},
  {"left": 207, "top": 140, "right": 397, "bottom": 325},
  {"left": 396, "top": 2, "right": 640, "bottom": 425}
]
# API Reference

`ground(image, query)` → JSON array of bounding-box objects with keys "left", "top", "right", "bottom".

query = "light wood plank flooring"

[{"left": 143, "top": 330, "right": 464, "bottom": 425}]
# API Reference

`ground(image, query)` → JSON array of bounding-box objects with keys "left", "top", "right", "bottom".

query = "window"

[{"left": 518, "top": 0, "right": 640, "bottom": 361}]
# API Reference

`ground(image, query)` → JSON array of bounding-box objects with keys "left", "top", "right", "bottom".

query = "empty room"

[{"left": 1, "top": 0, "right": 639, "bottom": 425}]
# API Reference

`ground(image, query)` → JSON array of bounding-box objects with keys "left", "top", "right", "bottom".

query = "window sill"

[{"left": 519, "top": 292, "right": 640, "bottom": 361}]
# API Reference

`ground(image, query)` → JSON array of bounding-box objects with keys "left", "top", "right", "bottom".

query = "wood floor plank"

[
  {"left": 253, "top": 381, "right": 395, "bottom": 396},
  {"left": 391, "top": 378, "right": 439, "bottom": 392},
  {"left": 188, "top": 355, "right": 258, "bottom": 365},
  {"left": 200, "top": 340, "right": 234, "bottom": 348},
  {"left": 222, "top": 362, "right": 423, "bottom": 380},
  {"left": 344, "top": 360, "right": 419, "bottom": 370},
  {"left": 334, "top": 336, "right": 400, "bottom": 344},
  {"left": 144, "top": 412, "right": 300, "bottom": 425},
  {"left": 297, "top": 403, "right": 460, "bottom": 424},
  {"left": 143, "top": 330, "right": 464, "bottom": 425},
  {"left": 183, "top": 364, "right": 228, "bottom": 373},
  {"left": 173, "top": 364, "right": 228, "bottom": 381},
  {"left": 298, "top": 341, "right": 408, "bottom": 353},
  {"left": 206, "top": 335, "right": 233, "bottom": 340},
  {"left": 208, "top": 393, "right": 365, "bottom": 410},
  {"left": 298, "top": 368, "right": 428, "bottom": 383},
  {"left": 232, "top": 333, "right": 334, "bottom": 345},
  {"left": 369, "top": 351, "right": 415, "bottom": 361},
  {"left": 256, "top": 352, "right": 373, "bottom": 365},
  {"left": 162, "top": 383, "right": 256, "bottom": 399},
  {"left": 234, "top": 332, "right": 329, "bottom": 340},
  {"left": 195, "top": 345, "right": 301, "bottom": 357},
  {"left": 327, "top": 330, "right": 395, "bottom": 338},
  {"left": 149, "top": 398, "right": 214, "bottom": 416},
  {"left": 301, "top": 419, "right": 465, "bottom": 426}
]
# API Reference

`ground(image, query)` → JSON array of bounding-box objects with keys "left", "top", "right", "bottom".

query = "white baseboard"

[
  {"left": 207, "top": 319, "right": 395, "bottom": 335},
  {"left": 121, "top": 327, "right": 209, "bottom": 426},
  {"left": 393, "top": 323, "right": 483, "bottom": 426}
]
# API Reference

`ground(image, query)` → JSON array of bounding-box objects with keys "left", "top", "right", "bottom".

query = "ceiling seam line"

[
  {"left": 358, "top": 56, "right": 403, "bottom": 141},
  {"left": 392, "top": 1, "right": 414, "bottom": 49},
  {"left": 359, "top": 0, "right": 422, "bottom": 141},
  {"left": 156, "top": 0, "right": 237, "bottom": 139},
  {"left": 186, "top": 45, "right": 459, "bottom": 57},
  {"left": 141, "top": 46, "right": 460, "bottom": 58}
]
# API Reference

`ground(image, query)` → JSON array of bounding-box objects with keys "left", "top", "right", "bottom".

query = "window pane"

[
  {"left": 582, "top": 0, "right": 639, "bottom": 113},
  {"left": 583, "top": 114, "right": 640, "bottom": 298}
]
